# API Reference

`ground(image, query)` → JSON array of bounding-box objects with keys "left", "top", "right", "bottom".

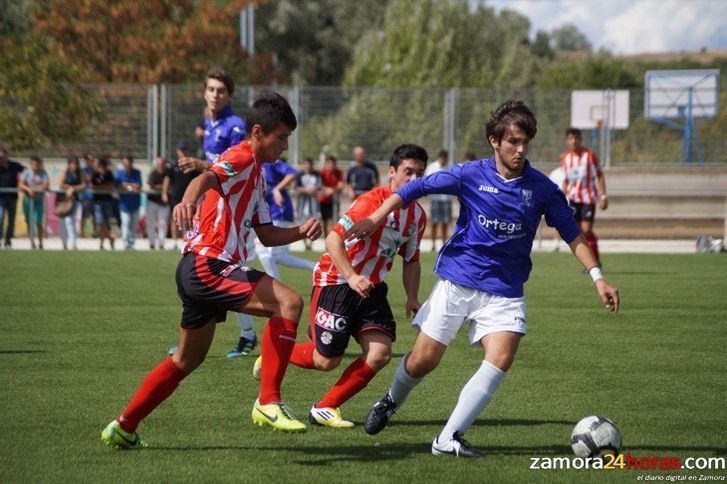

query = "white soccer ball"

[{"left": 570, "top": 415, "right": 622, "bottom": 458}]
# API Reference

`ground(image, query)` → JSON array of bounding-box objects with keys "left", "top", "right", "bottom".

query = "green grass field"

[{"left": 1, "top": 251, "right": 725, "bottom": 483}]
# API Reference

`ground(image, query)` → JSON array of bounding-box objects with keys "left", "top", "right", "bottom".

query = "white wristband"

[{"left": 589, "top": 266, "right": 604, "bottom": 283}]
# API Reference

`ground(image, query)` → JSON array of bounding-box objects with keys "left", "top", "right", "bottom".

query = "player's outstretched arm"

[
  {"left": 326, "top": 231, "right": 374, "bottom": 298},
  {"left": 344, "top": 193, "right": 404, "bottom": 241},
  {"left": 255, "top": 218, "right": 321, "bottom": 247},
  {"left": 568, "top": 234, "right": 620, "bottom": 312},
  {"left": 173, "top": 171, "right": 219, "bottom": 231}
]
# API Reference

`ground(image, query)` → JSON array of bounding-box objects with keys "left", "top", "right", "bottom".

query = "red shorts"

[{"left": 175, "top": 252, "right": 265, "bottom": 329}]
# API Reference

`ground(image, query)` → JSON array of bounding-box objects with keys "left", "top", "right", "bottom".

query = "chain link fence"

[{"left": 12, "top": 85, "right": 726, "bottom": 166}]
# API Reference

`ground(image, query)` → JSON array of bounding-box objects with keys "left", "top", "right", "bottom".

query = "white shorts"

[{"left": 412, "top": 279, "right": 526, "bottom": 346}]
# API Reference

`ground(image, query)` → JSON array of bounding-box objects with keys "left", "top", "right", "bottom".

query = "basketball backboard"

[
  {"left": 571, "top": 90, "right": 630, "bottom": 129},
  {"left": 645, "top": 70, "right": 719, "bottom": 119}
]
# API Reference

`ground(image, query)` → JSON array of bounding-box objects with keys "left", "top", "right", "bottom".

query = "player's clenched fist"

[{"left": 299, "top": 218, "right": 322, "bottom": 241}]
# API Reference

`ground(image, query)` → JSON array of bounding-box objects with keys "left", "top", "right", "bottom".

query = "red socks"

[
  {"left": 317, "top": 357, "right": 375, "bottom": 409},
  {"left": 289, "top": 341, "right": 316, "bottom": 369},
  {"left": 585, "top": 232, "right": 600, "bottom": 264},
  {"left": 259, "top": 316, "right": 298, "bottom": 405},
  {"left": 118, "top": 357, "right": 188, "bottom": 432}
]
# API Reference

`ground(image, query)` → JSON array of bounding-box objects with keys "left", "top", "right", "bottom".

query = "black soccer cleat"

[
  {"left": 364, "top": 393, "right": 397, "bottom": 435},
  {"left": 431, "top": 432, "right": 485, "bottom": 458}
]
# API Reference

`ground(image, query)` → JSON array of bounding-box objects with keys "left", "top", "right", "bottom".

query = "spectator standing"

[
  {"left": 18, "top": 156, "right": 49, "bottom": 249},
  {"left": 424, "top": 149, "right": 453, "bottom": 252},
  {"left": 463, "top": 152, "right": 477, "bottom": 162},
  {"left": 295, "top": 157, "right": 321, "bottom": 249},
  {"left": 92, "top": 157, "right": 116, "bottom": 250},
  {"left": 58, "top": 155, "right": 85, "bottom": 250},
  {"left": 347, "top": 145, "right": 379, "bottom": 200},
  {"left": 146, "top": 156, "right": 171, "bottom": 250},
  {"left": 0, "top": 146, "right": 24, "bottom": 249},
  {"left": 116, "top": 155, "right": 142, "bottom": 250},
  {"left": 317, "top": 155, "right": 344, "bottom": 236},
  {"left": 79, "top": 153, "right": 97, "bottom": 238},
  {"left": 168, "top": 143, "right": 199, "bottom": 250}
]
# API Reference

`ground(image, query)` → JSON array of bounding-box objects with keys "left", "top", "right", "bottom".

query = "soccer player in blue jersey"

[
  {"left": 172, "top": 67, "right": 257, "bottom": 358},
  {"left": 346, "top": 100, "right": 620, "bottom": 458}
]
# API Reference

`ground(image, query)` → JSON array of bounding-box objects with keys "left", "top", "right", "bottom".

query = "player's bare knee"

[
  {"left": 364, "top": 349, "right": 391, "bottom": 372},
  {"left": 314, "top": 355, "right": 341, "bottom": 371},
  {"left": 486, "top": 352, "right": 515, "bottom": 372},
  {"left": 405, "top": 352, "right": 437, "bottom": 378},
  {"left": 279, "top": 292, "right": 304, "bottom": 320}
]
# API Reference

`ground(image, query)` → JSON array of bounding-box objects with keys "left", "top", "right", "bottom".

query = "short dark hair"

[
  {"left": 98, "top": 156, "right": 110, "bottom": 168},
  {"left": 325, "top": 155, "right": 337, "bottom": 164},
  {"left": 30, "top": 155, "right": 42, "bottom": 164},
  {"left": 566, "top": 127, "right": 582, "bottom": 138},
  {"left": 437, "top": 149, "right": 448, "bottom": 159},
  {"left": 303, "top": 157, "right": 314, "bottom": 164},
  {"left": 485, "top": 100, "right": 537, "bottom": 144},
  {"left": 389, "top": 143, "right": 428, "bottom": 170},
  {"left": 246, "top": 91, "right": 297, "bottom": 136},
  {"left": 206, "top": 67, "right": 234, "bottom": 95},
  {"left": 123, "top": 155, "right": 134, "bottom": 163},
  {"left": 464, "top": 151, "right": 477, "bottom": 161}
]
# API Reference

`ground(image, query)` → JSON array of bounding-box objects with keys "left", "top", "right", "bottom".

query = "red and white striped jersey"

[
  {"left": 313, "top": 186, "right": 426, "bottom": 287},
  {"left": 183, "top": 140, "right": 271, "bottom": 264},
  {"left": 561, "top": 148, "right": 602, "bottom": 204}
]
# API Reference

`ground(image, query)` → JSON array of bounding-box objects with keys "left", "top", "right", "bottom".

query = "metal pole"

[
  {"left": 152, "top": 85, "right": 159, "bottom": 159},
  {"left": 147, "top": 86, "right": 153, "bottom": 164},
  {"left": 160, "top": 84, "right": 167, "bottom": 161},
  {"left": 248, "top": 5, "right": 254, "bottom": 57},
  {"left": 289, "top": 86, "right": 301, "bottom": 166}
]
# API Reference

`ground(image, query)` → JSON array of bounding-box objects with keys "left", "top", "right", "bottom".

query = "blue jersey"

[
  {"left": 203, "top": 105, "right": 246, "bottom": 164},
  {"left": 263, "top": 160, "right": 297, "bottom": 222},
  {"left": 115, "top": 168, "right": 142, "bottom": 212},
  {"left": 396, "top": 158, "right": 581, "bottom": 298}
]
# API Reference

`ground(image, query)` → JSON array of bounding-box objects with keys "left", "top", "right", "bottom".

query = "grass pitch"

[{"left": 0, "top": 250, "right": 725, "bottom": 483}]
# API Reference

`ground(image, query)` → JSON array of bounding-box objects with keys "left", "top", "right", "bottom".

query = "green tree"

[
  {"left": 550, "top": 23, "right": 591, "bottom": 52},
  {"left": 536, "top": 53, "right": 640, "bottom": 89},
  {"left": 0, "top": 33, "right": 100, "bottom": 150},
  {"left": 255, "top": 0, "right": 387, "bottom": 85}
]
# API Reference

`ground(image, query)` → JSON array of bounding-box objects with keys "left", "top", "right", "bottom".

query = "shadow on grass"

[
  {"left": 388, "top": 418, "right": 575, "bottom": 428},
  {"left": 0, "top": 350, "right": 49, "bottom": 354}
]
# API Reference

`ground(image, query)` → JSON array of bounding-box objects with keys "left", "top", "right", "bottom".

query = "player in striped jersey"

[
  {"left": 253, "top": 144, "right": 428, "bottom": 429},
  {"left": 561, "top": 128, "right": 609, "bottom": 266},
  {"left": 101, "top": 93, "right": 321, "bottom": 448}
]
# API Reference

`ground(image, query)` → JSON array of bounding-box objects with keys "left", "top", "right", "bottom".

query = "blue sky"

[{"left": 482, "top": 0, "right": 727, "bottom": 55}]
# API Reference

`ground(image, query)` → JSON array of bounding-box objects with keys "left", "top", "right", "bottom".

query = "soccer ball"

[{"left": 570, "top": 416, "right": 622, "bottom": 458}]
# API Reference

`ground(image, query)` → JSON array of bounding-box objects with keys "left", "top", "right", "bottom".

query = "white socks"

[
  {"left": 388, "top": 356, "right": 422, "bottom": 407},
  {"left": 438, "top": 360, "right": 505, "bottom": 441},
  {"left": 235, "top": 312, "right": 256, "bottom": 340}
]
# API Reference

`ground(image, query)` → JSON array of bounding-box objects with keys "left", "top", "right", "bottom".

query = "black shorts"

[
  {"left": 319, "top": 201, "right": 333, "bottom": 220},
  {"left": 308, "top": 283, "right": 396, "bottom": 357},
  {"left": 569, "top": 201, "right": 596, "bottom": 223},
  {"left": 175, "top": 252, "right": 265, "bottom": 329}
]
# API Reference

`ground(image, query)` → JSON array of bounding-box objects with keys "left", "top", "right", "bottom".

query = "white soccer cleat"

[{"left": 431, "top": 432, "right": 484, "bottom": 458}]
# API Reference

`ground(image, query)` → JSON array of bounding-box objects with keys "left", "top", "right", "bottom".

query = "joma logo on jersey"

[
  {"left": 315, "top": 308, "right": 348, "bottom": 332},
  {"left": 479, "top": 185, "right": 499, "bottom": 193}
]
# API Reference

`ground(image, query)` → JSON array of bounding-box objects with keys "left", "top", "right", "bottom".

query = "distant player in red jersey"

[
  {"left": 253, "top": 144, "right": 428, "bottom": 428},
  {"left": 561, "top": 128, "right": 608, "bottom": 266},
  {"left": 101, "top": 92, "right": 322, "bottom": 449}
]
